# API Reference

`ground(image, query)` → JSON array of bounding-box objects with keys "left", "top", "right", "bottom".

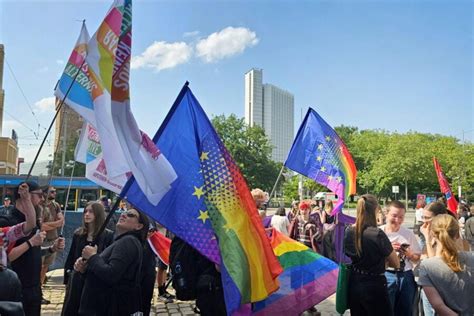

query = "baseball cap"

[{"left": 14, "top": 181, "right": 41, "bottom": 199}]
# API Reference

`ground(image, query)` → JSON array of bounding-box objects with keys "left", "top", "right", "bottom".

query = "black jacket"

[
  {"left": 61, "top": 229, "right": 114, "bottom": 316},
  {"left": 63, "top": 229, "right": 114, "bottom": 284},
  {"left": 78, "top": 231, "right": 143, "bottom": 316}
]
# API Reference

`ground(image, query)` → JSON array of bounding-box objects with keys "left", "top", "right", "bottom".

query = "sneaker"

[
  {"left": 158, "top": 292, "right": 174, "bottom": 303},
  {"left": 41, "top": 297, "right": 51, "bottom": 305}
]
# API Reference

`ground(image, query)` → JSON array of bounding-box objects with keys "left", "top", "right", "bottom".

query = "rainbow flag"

[
  {"left": 123, "top": 83, "right": 282, "bottom": 314},
  {"left": 82, "top": 0, "right": 176, "bottom": 204},
  {"left": 285, "top": 108, "right": 357, "bottom": 262},
  {"left": 54, "top": 22, "right": 95, "bottom": 125},
  {"left": 253, "top": 229, "right": 338, "bottom": 315},
  {"left": 285, "top": 107, "right": 357, "bottom": 208}
]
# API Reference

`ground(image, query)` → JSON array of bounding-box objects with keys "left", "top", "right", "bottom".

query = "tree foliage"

[
  {"left": 211, "top": 114, "right": 281, "bottom": 192},
  {"left": 51, "top": 134, "right": 85, "bottom": 177},
  {"left": 335, "top": 126, "right": 474, "bottom": 200}
]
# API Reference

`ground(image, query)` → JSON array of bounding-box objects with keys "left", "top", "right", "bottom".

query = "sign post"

[{"left": 392, "top": 185, "right": 400, "bottom": 200}]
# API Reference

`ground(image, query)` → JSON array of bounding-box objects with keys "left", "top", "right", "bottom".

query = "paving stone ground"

[
  {"left": 41, "top": 210, "right": 418, "bottom": 315},
  {"left": 41, "top": 269, "right": 348, "bottom": 315}
]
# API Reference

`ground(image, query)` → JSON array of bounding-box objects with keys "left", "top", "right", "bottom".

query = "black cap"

[
  {"left": 15, "top": 181, "right": 41, "bottom": 199},
  {"left": 4, "top": 197, "right": 10, "bottom": 201},
  {"left": 18, "top": 181, "right": 41, "bottom": 192}
]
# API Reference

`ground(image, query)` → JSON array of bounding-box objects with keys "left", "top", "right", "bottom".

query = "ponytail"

[
  {"left": 431, "top": 214, "right": 462, "bottom": 272},
  {"left": 354, "top": 195, "right": 378, "bottom": 257}
]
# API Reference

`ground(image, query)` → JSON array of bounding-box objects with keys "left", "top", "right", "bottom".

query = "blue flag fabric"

[
  {"left": 121, "top": 83, "right": 282, "bottom": 314},
  {"left": 122, "top": 83, "right": 221, "bottom": 264}
]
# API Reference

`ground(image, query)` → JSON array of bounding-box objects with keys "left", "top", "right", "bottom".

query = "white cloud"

[
  {"left": 34, "top": 97, "right": 56, "bottom": 113},
  {"left": 56, "top": 59, "right": 65, "bottom": 65},
  {"left": 1, "top": 120, "right": 21, "bottom": 136},
  {"left": 131, "top": 41, "right": 192, "bottom": 71},
  {"left": 196, "top": 27, "right": 259, "bottom": 63},
  {"left": 183, "top": 30, "right": 200, "bottom": 38}
]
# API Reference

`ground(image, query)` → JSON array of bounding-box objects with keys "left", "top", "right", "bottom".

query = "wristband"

[{"left": 26, "top": 240, "right": 33, "bottom": 249}]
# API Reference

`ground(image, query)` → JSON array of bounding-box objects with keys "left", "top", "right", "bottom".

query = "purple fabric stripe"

[{"left": 253, "top": 269, "right": 338, "bottom": 316}]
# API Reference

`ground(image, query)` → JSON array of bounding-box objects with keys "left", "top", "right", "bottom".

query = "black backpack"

[{"left": 169, "top": 237, "right": 199, "bottom": 301}]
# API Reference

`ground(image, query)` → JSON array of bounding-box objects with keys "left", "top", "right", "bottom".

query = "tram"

[{"left": 0, "top": 174, "right": 114, "bottom": 211}]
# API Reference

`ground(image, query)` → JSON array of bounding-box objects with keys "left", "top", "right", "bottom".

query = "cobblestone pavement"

[
  {"left": 41, "top": 269, "right": 348, "bottom": 316},
  {"left": 41, "top": 209, "right": 419, "bottom": 315}
]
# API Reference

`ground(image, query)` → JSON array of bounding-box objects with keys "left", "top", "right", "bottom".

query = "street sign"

[{"left": 392, "top": 186, "right": 399, "bottom": 194}]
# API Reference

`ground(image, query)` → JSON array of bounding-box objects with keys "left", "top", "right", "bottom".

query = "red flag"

[
  {"left": 147, "top": 231, "right": 171, "bottom": 265},
  {"left": 433, "top": 157, "right": 458, "bottom": 214}
]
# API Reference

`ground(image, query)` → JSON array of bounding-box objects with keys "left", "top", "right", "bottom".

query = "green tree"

[
  {"left": 52, "top": 134, "right": 85, "bottom": 177},
  {"left": 211, "top": 114, "right": 281, "bottom": 192}
]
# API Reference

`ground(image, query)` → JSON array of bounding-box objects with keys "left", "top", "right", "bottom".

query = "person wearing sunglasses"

[
  {"left": 0, "top": 183, "right": 38, "bottom": 315},
  {"left": 1, "top": 181, "right": 46, "bottom": 316},
  {"left": 39, "top": 186, "right": 64, "bottom": 304},
  {"left": 75, "top": 208, "right": 149, "bottom": 316}
]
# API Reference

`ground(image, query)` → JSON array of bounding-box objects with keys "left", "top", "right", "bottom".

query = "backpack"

[{"left": 169, "top": 237, "right": 199, "bottom": 301}]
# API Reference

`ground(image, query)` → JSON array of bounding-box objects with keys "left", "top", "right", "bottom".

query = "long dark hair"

[
  {"left": 77, "top": 202, "right": 106, "bottom": 238},
  {"left": 132, "top": 209, "right": 150, "bottom": 242},
  {"left": 354, "top": 194, "right": 379, "bottom": 256}
]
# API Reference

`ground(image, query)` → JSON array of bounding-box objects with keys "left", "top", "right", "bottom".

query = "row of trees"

[
  {"left": 213, "top": 116, "right": 473, "bottom": 202},
  {"left": 52, "top": 113, "right": 472, "bottom": 203},
  {"left": 336, "top": 126, "right": 473, "bottom": 201}
]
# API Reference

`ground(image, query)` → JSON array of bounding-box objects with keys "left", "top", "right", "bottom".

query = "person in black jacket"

[
  {"left": 75, "top": 208, "right": 149, "bottom": 316},
  {"left": 61, "top": 201, "right": 114, "bottom": 316}
]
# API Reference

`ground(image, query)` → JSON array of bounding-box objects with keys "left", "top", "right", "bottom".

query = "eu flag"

[
  {"left": 285, "top": 108, "right": 357, "bottom": 262},
  {"left": 285, "top": 108, "right": 357, "bottom": 204},
  {"left": 122, "top": 83, "right": 281, "bottom": 314}
]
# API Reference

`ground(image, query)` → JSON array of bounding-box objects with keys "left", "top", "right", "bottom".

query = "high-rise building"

[
  {"left": 0, "top": 44, "right": 19, "bottom": 174},
  {"left": 244, "top": 68, "right": 294, "bottom": 162}
]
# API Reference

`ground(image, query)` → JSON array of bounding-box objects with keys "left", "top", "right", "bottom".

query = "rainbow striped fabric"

[
  {"left": 253, "top": 229, "right": 339, "bottom": 315},
  {"left": 285, "top": 107, "right": 357, "bottom": 210},
  {"left": 54, "top": 22, "right": 95, "bottom": 125}
]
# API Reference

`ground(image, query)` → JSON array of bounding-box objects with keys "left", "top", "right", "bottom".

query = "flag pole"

[
  {"left": 59, "top": 161, "right": 75, "bottom": 236},
  {"left": 26, "top": 21, "right": 86, "bottom": 181},
  {"left": 267, "top": 165, "right": 285, "bottom": 205}
]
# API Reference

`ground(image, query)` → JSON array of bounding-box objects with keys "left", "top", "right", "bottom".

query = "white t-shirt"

[
  {"left": 271, "top": 215, "right": 290, "bottom": 236},
  {"left": 415, "top": 208, "right": 423, "bottom": 222},
  {"left": 380, "top": 225, "right": 422, "bottom": 271}
]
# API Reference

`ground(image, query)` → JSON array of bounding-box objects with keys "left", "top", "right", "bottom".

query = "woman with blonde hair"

[
  {"left": 344, "top": 194, "right": 399, "bottom": 315},
  {"left": 418, "top": 214, "right": 474, "bottom": 316}
]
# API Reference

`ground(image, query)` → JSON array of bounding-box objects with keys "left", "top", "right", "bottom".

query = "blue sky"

[{"left": 0, "top": 0, "right": 472, "bottom": 164}]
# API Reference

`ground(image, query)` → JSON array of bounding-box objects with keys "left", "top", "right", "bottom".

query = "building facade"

[
  {"left": 0, "top": 44, "right": 19, "bottom": 175},
  {"left": 244, "top": 68, "right": 294, "bottom": 162}
]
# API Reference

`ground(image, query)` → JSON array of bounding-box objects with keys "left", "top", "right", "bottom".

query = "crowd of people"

[{"left": 0, "top": 182, "right": 473, "bottom": 316}]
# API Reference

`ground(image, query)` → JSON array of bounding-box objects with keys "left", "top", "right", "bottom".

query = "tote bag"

[{"left": 335, "top": 263, "right": 351, "bottom": 314}]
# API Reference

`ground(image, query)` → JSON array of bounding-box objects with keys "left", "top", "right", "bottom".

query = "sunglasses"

[
  {"left": 123, "top": 211, "right": 139, "bottom": 219},
  {"left": 30, "top": 192, "right": 44, "bottom": 197},
  {"left": 50, "top": 190, "right": 57, "bottom": 193}
]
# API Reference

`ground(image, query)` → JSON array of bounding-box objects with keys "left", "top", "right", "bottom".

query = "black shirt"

[
  {"left": 344, "top": 226, "right": 393, "bottom": 274},
  {"left": 7, "top": 208, "right": 42, "bottom": 288}
]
